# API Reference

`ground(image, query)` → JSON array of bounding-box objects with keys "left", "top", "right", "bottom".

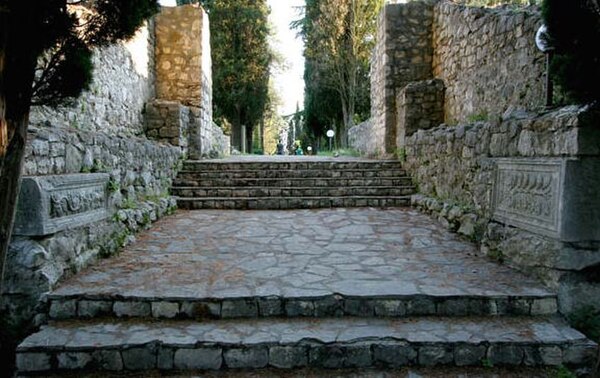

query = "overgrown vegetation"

[
  {"left": 542, "top": 0, "right": 600, "bottom": 106},
  {"left": 569, "top": 305, "right": 600, "bottom": 343}
]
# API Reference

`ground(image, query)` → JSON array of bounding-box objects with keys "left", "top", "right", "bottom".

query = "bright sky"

[
  {"left": 267, "top": 0, "right": 305, "bottom": 116},
  {"left": 159, "top": 0, "right": 305, "bottom": 116}
]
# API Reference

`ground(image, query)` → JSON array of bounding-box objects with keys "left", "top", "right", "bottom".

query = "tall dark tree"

[
  {"left": 542, "top": 0, "right": 600, "bottom": 105},
  {"left": 203, "top": 0, "right": 272, "bottom": 153},
  {"left": 0, "top": 0, "right": 159, "bottom": 292}
]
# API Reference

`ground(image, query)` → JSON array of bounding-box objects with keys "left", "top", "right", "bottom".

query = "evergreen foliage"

[
  {"left": 201, "top": 0, "right": 272, "bottom": 152},
  {"left": 542, "top": 0, "right": 600, "bottom": 105}
]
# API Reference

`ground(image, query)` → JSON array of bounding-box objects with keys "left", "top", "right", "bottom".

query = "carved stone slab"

[
  {"left": 14, "top": 174, "right": 110, "bottom": 236},
  {"left": 492, "top": 158, "right": 600, "bottom": 242}
]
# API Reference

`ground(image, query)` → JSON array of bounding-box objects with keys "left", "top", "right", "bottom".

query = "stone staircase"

[
  {"left": 15, "top": 207, "right": 598, "bottom": 375},
  {"left": 173, "top": 158, "right": 415, "bottom": 209}
]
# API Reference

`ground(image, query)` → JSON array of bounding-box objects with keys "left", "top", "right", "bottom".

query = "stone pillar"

[
  {"left": 371, "top": 0, "right": 437, "bottom": 154},
  {"left": 240, "top": 125, "right": 247, "bottom": 154}
]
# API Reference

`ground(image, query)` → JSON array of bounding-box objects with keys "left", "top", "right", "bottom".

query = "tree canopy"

[{"left": 295, "top": 0, "right": 381, "bottom": 146}]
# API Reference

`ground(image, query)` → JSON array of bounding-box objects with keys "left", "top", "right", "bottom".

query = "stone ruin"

[
  {"left": 3, "top": 3, "right": 229, "bottom": 338},
  {"left": 349, "top": 0, "right": 600, "bottom": 314}
]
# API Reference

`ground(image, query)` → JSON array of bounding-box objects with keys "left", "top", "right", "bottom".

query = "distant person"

[{"left": 276, "top": 140, "right": 284, "bottom": 155}]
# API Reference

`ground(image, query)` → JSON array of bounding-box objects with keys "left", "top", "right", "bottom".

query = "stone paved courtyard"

[{"left": 52, "top": 208, "right": 553, "bottom": 302}]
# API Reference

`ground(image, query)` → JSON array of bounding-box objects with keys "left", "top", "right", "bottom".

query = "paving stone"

[
  {"left": 122, "top": 346, "right": 156, "bottom": 370},
  {"left": 49, "top": 299, "right": 77, "bottom": 319},
  {"left": 92, "top": 350, "right": 123, "bottom": 371},
  {"left": 454, "top": 344, "right": 487, "bottom": 366},
  {"left": 78, "top": 300, "right": 113, "bottom": 318},
  {"left": 152, "top": 301, "right": 179, "bottom": 318},
  {"left": 16, "top": 352, "right": 51, "bottom": 372},
  {"left": 114, "top": 301, "right": 151, "bottom": 318},
  {"left": 57, "top": 352, "right": 93, "bottom": 369},
  {"left": 49, "top": 208, "right": 558, "bottom": 321},
  {"left": 224, "top": 347, "right": 269, "bottom": 369},
  {"left": 174, "top": 348, "right": 222, "bottom": 370},
  {"left": 269, "top": 346, "right": 308, "bottom": 368}
]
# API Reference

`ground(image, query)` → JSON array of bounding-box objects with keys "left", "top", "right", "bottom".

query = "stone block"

[
  {"left": 344, "top": 345, "right": 372, "bottom": 368},
  {"left": 122, "top": 346, "right": 157, "bottom": 370},
  {"left": 49, "top": 299, "right": 77, "bottom": 320},
  {"left": 157, "top": 347, "right": 174, "bottom": 370},
  {"left": 418, "top": 345, "right": 454, "bottom": 366},
  {"left": 258, "top": 296, "right": 283, "bottom": 317},
  {"left": 373, "top": 343, "right": 417, "bottom": 366},
  {"left": 14, "top": 173, "right": 110, "bottom": 236},
  {"left": 285, "top": 299, "right": 315, "bottom": 317},
  {"left": 530, "top": 298, "right": 558, "bottom": 315},
  {"left": 181, "top": 301, "right": 221, "bottom": 319},
  {"left": 92, "top": 350, "right": 123, "bottom": 371},
  {"left": 57, "top": 352, "right": 93, "bottom": 369},
  {"left": 487, "top": 344, "right": 524, "bottom": 365},
  {"left": 152, "top": 301, "right": 180, "bottom": 318},
  {"left": 269, "top": 346, "right": 308, "bottom": 368},
  {"left": 309, "top": 345, "right": 345, "bottom": 368},
  {"left": 174, "top": 348, "right": 222, "bottom": 370},
  {"left": 224, "top": 347, "right": 269, "bottom": 369},
  {"left": 78, "top": 300, "right": 113, "bottom": 318},
  {"left": 113, "top": 301, "right": 151, "bottom": 318},
  {"left": 16, "top": 352, "right": 51, "bottom": 372},
  {"left": 221, "top": 298, "right": 258, "bottom": 318},
  {"left": 454, "top": 344, "right": 486, "bottom": 366},
  {"left": 492, "top": 158, "right": 600, "bottom": 242},
  {"left": 374, "top": 299, "right": 407, "bottom": 317},
  {"left": 406, "top": 297, "right": 436, "bottom": 315}
]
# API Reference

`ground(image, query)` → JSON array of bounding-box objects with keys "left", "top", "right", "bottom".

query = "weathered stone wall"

[
  {"left": 369, "top": 1, "right": 436, "bottom": 155},
  {"left": 145, "top": 100, "right": 229, "bottom": 159},
  {"left": 433, "top": 2, "right": 545, "bottom": 123},
  {"left": 155, "top": 4, "right": 209, "bottom": 108},
  {"left": 404, "top": 106, "right": 600, "bottom": 313},
  {"left": 29, "top": 24, "right": 155, "bottom": 136},
  {"left": 396, "top": 79, "right": 445, "bottom": 149},
  {"left": 348, "top": 120, "right": 375, "bottom": 156}
]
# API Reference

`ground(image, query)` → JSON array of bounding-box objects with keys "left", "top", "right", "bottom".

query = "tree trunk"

[{"left": 0, "top": 5, "right": 38, "bottom": 293}]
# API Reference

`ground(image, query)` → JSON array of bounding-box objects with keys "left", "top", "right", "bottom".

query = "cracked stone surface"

[{"left": 50, "top": 208, "right": 554, "bottom": 303}]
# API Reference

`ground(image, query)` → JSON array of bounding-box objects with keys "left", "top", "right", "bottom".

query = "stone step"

[
  {"left": 172, "top": 186, "right": 416, "bottom": 198},
  {"left": 16, "top": 317, "right": 597, "bottom": 374},
  {"left": 45, "top": 293, "right": 558, "bottom": 322},
  {"left": 176, "top": 196, "right": 413, "bottom": 210},
  {"left": 173, "top": 177, "right": 413, "bottom": 188},
  {"left": 181, "top": 160, "right": 404, "bottom": 171},
  {"left": 176, "top": 169, "right": 408, "bottom": 180}
]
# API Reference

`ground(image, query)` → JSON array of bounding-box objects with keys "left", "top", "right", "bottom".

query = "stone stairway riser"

[
  {"left": 172, "top": 187, "right": 416, "bottom": 198},
  {"left": 177, "top": 197, "right": 412, "bottom": 209},
  {"left": 16, "top": 339, "right": 595, "bottom": 374},
  {"left": 46, "top": 295, "right": 558, "bottom": 321},
  {"left": 181, "top": 162, "right": 405, "bottom": 171},
  {"left": 174, "top": 178, "right": 413, "bottom": 188},
  {"left": 176, "top": 170, "right": 408, "bottom": 180}
]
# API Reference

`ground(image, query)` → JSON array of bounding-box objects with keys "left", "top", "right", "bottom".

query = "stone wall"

[
  {"left": 369, "top": 1, "right": 436, "bottom": 155},
  {"left": 433, "top": 2, "right": 545, "bottom": 124},
  {"left": 351, "top": 0, "right": 546, "bottom": 155},
  {"left": 404, "top": 106, "right": 600, "bottom": 314},
  {"left": 348, "top": 120, "right": 375, "bottom": 156},
  {"left": 396, "top": 79, "right": 445, "bottom": 149},
  {"left": 29, "top": 24, "right": 155, "bottom": 137}
]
